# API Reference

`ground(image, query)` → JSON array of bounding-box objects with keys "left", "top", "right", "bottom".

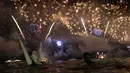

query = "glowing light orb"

[
  {"left": 99, "top": 55, "right": 105, "bottom": 59},
  {"left": 56, "top": 41, "right": 62, "bottom": 46}
]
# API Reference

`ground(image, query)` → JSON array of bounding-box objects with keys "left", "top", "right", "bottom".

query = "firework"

[
  {"left": 11, "top": 15, "right": 25, "bottom": 39},
  {"left": 45, "top": 22, "right": 55, "bottom": 40},
  {"left": 104, "top": 21, "right": 110, "bottom": 37},
  {"left": 108, "top": 16, "right": 130, "bottom": 43},
  {"left": 81, "top": 17, "right": 88, "bottom": 33},
  {"left": 12, "top": 0, "right": 129, "bottom": 43},
  {"left": 13, "top": 0, "right": 101, "bottom": 36}
]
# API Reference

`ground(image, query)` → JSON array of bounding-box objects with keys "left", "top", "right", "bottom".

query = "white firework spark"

[
  {"left": 11, "top": 15, "right": 25, "bottom": 39},
  {"left": 104, "top": 21, "right": 110, "bottom": 37},
  {"left": 81, "top": 17, "right": 88, "bottom": 33},
  {"left": 45, "top": 22, "right": 55, "bottom": 40}
]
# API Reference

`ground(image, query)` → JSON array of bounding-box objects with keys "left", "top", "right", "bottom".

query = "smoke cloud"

[{"left": 0, "top": 36, "right": 22, "bottom": 56}]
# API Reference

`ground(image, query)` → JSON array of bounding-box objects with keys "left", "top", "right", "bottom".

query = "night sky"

[{"left": 0, "top": 0, "right": 15, "bottom": 38}]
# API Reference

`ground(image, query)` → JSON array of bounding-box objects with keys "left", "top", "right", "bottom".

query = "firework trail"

[
  {"left": 81, "top": 17, "right": 88, "bottom": 33},
  {"left": 45, "top": 22, "right": 55, "bottom": 40},
  {"left": 11, "top": 15, "right": 25, "bottom": 39},
  {"left": 39, "top": 23, "right": 42, "bottom": 29},
  {"left": 104, "top": 21, "right": 110, "bottom": 37}
]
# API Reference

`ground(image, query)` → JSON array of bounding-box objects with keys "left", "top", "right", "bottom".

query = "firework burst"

[{"left": 12, "top": 0, "right": 129, "bottom": 44}]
